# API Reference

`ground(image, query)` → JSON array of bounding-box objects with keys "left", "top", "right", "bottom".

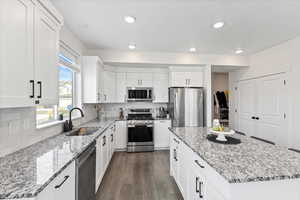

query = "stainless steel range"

[{"left": 127, "top": 109, "right": 154, "bottom": 152}]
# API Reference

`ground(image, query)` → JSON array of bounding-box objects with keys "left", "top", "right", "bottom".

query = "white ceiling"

[{"left": 51, "top": 0, "right": 300, "bottom": 55}]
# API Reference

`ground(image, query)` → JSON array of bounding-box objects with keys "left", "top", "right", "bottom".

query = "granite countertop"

[
  {"left": 169, "top": 127, "right": 300, "bottom": 184},
  {"left": 0, "top": 119, "right": 116, "bottom": 199}
]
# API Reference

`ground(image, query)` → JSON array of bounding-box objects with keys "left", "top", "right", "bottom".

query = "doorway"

[{"left": 212, "top": 72, "right": 229, "bottom": 127}]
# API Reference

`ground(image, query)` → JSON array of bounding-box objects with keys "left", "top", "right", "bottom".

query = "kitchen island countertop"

[{"left": 169, "top": 127, "right": 300, "bottom": 183}]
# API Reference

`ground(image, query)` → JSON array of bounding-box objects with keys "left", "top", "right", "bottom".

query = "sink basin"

[{"left": 66, "top": 127, "right": 99, "bottom": 136}]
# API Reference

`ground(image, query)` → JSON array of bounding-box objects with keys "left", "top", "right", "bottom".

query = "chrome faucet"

[{"left": 63, "top": 107, "right": 84, "bottom": 132}]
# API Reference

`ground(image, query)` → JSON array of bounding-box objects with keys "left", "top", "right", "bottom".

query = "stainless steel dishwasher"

[{"left": 76, "top": 141, "right": 96, "bottom": 200}]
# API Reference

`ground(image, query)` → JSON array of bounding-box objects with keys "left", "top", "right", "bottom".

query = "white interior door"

[
  {"left": 238, "top": 80, "right": 257, "bottom": 136},
  {"left": 256, "top": 74, "right": 287, "bottom": 145}
]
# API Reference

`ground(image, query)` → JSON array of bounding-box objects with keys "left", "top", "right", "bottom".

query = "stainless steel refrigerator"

[{"left": 168, "top": 87, "right": 204, "bottom": 127}]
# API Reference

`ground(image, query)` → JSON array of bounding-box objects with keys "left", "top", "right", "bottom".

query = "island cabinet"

[
  {"left": 37, "top": 161, "right": 76, "bottom": 200},
  {"left": 170, "top": 130, "right": 300, "bottom": 200}
]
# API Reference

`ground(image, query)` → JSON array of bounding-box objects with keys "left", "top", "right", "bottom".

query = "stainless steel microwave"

[{"left": 127, "top": 87, "right": 153, "bottom": 102}]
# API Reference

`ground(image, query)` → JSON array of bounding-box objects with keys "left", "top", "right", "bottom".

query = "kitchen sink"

[{"left": 66, "top": 127, "right": 99, "bottom": 136}]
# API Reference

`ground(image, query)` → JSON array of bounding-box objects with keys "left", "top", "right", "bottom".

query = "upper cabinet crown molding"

[
  {"left": 169, "top": 66, "right": 206, "bottom": 72},
  {"left": 35, "top": 0, "right": 64, "bottom": 25}
]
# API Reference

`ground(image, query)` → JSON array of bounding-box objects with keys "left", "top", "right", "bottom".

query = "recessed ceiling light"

[
  {"left": 235, "top": 49, "right": 244, "bottom": 54},
  {"left": 128, "top": 44, "right": 136, "bottom": 50},
  {"left": 189, "top": 48, "right": 196, "bottom": 52},
  {"left": 124, "top": 16, "right": 136, "bottom": 24},
  {"left": 213, "top": 21, "right": 225, "bottom": 29}
]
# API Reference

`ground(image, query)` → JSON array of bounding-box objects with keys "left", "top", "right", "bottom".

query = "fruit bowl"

[{"left": 209, "top": 128, "right": 235, "bottom": 142}]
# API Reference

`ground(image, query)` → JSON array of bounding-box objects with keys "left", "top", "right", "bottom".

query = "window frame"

[
  {"left": 58, "top": 64, "right": 77, "bottom": 119},
  {"left": 36, "top": 48, "right": 82, "bottom": 128}
]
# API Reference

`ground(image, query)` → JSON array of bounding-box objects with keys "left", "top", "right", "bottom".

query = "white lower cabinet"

[
  {"left": 115, "top": 121, "right": 127, "bottom": 150},
  {"left": 154, "top": 120, "right": 171, "bottom": 149},
  {"left": 170, "top": 134, "right": 188, "bottom": 198},
  {"left": 95, "top": 123, "right": 116, "bottom": 191},
  {"left": 37, "top": 161, "right": 76, "bottom": 200}
]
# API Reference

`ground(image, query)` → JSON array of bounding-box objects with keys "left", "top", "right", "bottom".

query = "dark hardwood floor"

[{"left": 96, "top": 151, "right": 183, "bottom": 200}]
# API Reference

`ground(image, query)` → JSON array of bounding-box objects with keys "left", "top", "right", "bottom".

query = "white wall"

[
  {"left": 231, "top": 36, "right": 300, "bottom": 149},
  {"left": 0, "top": 25, "right": 97, "bottom": 157},
  {"left": 212, "top": 73, "right": 229, "bottom": 93}
]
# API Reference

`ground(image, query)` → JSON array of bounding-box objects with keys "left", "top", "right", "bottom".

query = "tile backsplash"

[
  {"left": 0, "top": 104, "right": 97, "bottom": 157},
  {"left": 99, "top": 102, "right": 168, "bottom": 119}
]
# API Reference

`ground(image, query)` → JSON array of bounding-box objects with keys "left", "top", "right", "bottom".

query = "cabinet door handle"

[
  {"left": 195, "top": 160, "right": 205, "bottom": 168},
  {"left": 54, "top": 175, "right": 70, "bottom": 189},
  {"left": 111, "top": 134, "right": 113, "bottom": 142},
  {"left": 37, "top": 81, "right": 42, "bottom": 99},
  {"left": 173, "top": 149, "right": 177, "bottom": 161},
  {"left": 29, "top": 80, "right": 35, "bottom": 98},
  {"left": 173, "top": 138, "right": 180, "bottom": 144},
  {"left": 255, "top": 117, "right": 260, "bottom": 120},
  {"left": 251, "top": 116, "right": 255, "bottom": 119},
  {"left": 195, "top": 177, "right": 200, "bottom": 193},
  {"left": 103, "top": 136, "right": 106, "bottom": 146},
  {"left": 199, "top": 181, "right": 203, "bottom": 198}
]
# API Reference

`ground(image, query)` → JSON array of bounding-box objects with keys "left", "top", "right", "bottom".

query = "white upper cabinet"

[
  {"left": 126, "top": 72, "right": 153, "bottom": 87},
  {"left": 102, "top": 70, "right": 116, "bottom": 103},
  {"left": 0, "top": 0, "right": 62, "bottom": 108},
  {"left": 82, "top": 56, "right": 104, "bottom": 103},
  {"left": 0, "top": 0, "right": 35, "bottom": 108},
  {"left": 115, "top": 72, "right": 127, "bottom": 103},
  {"left": 169, "top": 70, "right": 204, "bottom": 87},
  {"left": 153, "top": 72, "right": 169, "bottom": 103},
  {"left": 34, "top": 6, "right": 60, "bottom": 105}
]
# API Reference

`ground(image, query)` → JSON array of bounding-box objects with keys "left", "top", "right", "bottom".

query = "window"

[
  {"left": 58, "top": 65, "right": 75, "bottom": 118},
  {"left": 36, "top": 46, "right": 81, "bottom": 127}
]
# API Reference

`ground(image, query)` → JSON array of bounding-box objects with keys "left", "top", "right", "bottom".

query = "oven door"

[{"left": 127, "top": 124, "right": 154, "bottom": 152}]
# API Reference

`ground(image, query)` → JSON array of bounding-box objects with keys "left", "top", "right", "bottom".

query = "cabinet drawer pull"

[
  {"left": 37, "top": 81, "right": 42, "bottom": 99},
  {"left": 29, "top": 80, "right": 35, "bottom": 98},
  {"left": 195, "top": 160, "right": 205, "bottom": 168},
  {"left": 54, "top": 175, "right": 70, "bottom": 189}
]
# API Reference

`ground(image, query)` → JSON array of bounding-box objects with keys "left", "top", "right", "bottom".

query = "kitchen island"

[{"left": 169, "top": 127, "right": 300, "bottom": 200}]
